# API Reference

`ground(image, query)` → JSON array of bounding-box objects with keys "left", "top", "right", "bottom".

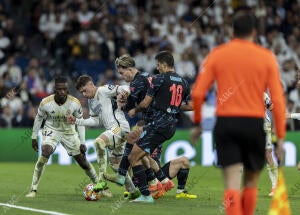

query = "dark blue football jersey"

[{"left": 147, "top": 71, "right": 190, "bottom": 122}]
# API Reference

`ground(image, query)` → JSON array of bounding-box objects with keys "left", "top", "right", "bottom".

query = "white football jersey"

[
  {"left": 76, "top": 84, "right": 130, "bottom": 130},
  {"left": 32, "top": 94, "right": 83, "bottom": 139}
]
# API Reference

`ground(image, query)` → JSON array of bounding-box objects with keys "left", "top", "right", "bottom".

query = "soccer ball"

[{"left": 83, "top": 183, "right": 101, "bottom": 201}]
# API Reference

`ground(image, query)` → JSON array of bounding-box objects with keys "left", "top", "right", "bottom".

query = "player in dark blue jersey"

[{"left": 126, "top": 51, "right": 191, "bottom": 203}]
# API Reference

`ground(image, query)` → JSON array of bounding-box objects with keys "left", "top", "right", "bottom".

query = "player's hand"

[
  {"left": 190, "top": 126, "right": 202, "bottom": 146},
  {"left": 32, "top": 139, "right": 38, "bottom": 152},
  {"left": 80, "top": 144, "right": 87, "bottom": 154},
  {"left": 117, "top": 93, "right": 127, "bottom": 108},
  {"left": 126, "top": 129, "right": 142, "bottom": 143},
  {"left": 117, "top": 91, "right": 128, "bottom": 103},
  {"left": 274, "top": 138, "right": 284, "bottom": 166},
  {"left": 66, "top": 115, "right": 76, "bottom": 124},
  {"left": 128, "top": 108, "right": 136, "bottom": 118}
]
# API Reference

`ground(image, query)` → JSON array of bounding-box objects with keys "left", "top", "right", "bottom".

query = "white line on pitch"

[{"left": 0, "top": 203, "right": 71, "bottom": 215}]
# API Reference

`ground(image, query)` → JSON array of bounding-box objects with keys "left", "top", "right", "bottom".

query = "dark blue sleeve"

[{"left": 182, "top": 79, "right": 191, "bottom": 104}]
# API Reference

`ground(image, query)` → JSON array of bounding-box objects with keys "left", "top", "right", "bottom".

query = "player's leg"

[
  {"left": 128, "top": 143, "right": 153, "bottom": 203},
  {"left": 109, "top": 153, "right": 140, "bottom": 199},
  {"left": 146, "top": 155, "right": 174, "bottom": 198},
  {"left": 94, "top": 134, "right": 109, "bottom": 181},
  {"left": 73, "top": 153, "right": 98, "bottom": 184},
  {"left": 141, "top": 156, "right": 163, "bottom": 198},
  {"left": 242, "top": 169, "right": 262, "bottom": 215},
  {"left": 265, "top": 149, "right": 277, "bottom": 196},
  {"left": 265, "top": 124, "right": 278, "bottom": 196},
  {"left": 103, "top": 128, "right": 141, "bottom": 185},
  {"left": 62, "top": 134, "right": 99, "bottom": 184},
  {"left": 240, "top": 118, "right": 266, "bottom": 215},
  {"left": 26, "top": 143, "right": 54, "bottom": 197},
  {"left": 163, "top": 156, "right": 197, "bottom": 199}
]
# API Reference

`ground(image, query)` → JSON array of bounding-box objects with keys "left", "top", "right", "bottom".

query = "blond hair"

[{"left": 115, "top": 54, "right": 135, "bottom": 68}]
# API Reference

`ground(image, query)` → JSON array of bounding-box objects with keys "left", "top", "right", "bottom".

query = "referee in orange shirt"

[{"left": 191, "top": 10, "right": 286, "bottom": 215}]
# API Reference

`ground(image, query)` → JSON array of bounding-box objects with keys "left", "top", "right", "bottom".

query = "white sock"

[
  {"left": 177, "top": 189, "right": 185, "bottom": 194},
  {"left": 85, "top": 162, "right": 98, "bottom": 183},
  {"left": 161, "top": 178, "right": 169, "bottom": 184},
  {"left": 267, "top": 164, "right": 278, "bottom": 188},
  {"left": 31, "top": 156, "right": 48, "bottom": 190},
  {"left": 125, "top": 173, "right": 136, "bottom": 193},
  {"left": 94, "top": 138, "right": 107, "bottom": 181},
  {"left": 148, "top": 178, "right": 158, "bottom": 186}
]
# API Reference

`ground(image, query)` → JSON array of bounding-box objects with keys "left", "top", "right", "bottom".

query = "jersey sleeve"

[
  {"left": 31, "top": 103, "right": 47, "bottom": 139},
  {"left": 123, "top": 77, "right": 146, "bottom": 111},
  {"left": 73, "top": 103, "right": 83, "bottom": 118},
  {"left": 182, "top": 79, "right": 191, "bottom": 105}
]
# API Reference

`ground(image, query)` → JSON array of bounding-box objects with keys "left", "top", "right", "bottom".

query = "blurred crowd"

[{"left": 0, "top": 0, "right": 300, "bottom": 130}]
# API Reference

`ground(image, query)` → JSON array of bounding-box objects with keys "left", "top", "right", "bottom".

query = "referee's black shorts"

[{"left": 214, "top": 116, "right": 266, "bottom": 171}]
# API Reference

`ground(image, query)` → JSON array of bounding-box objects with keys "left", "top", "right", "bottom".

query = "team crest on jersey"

[
  {"left": 147, "top": 77, "right": 153, "bottom": 88},
  {"left": 107, "top": 84, "right": 116, "bottom": 90},
  {"left": 66, "top": 109, "right": 71, "bottom": 115}
]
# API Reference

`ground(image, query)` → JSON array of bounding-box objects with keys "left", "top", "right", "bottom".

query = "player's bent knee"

[
  {"left": 41, "top": 144, "right": 54, "bottom": 158},
  {"left": 128, "top": 154, "right": 135, "bottom": 165},
  {"left": 94, "top": 138, "right": 106, "bottom": 150},
  {"left": 180, "top": 156, "right": 190, "bottom": 168}
]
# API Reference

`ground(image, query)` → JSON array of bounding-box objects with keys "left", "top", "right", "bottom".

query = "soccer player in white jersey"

[
  {"left": 66, "top": 74, "right": 138, "bottom": 197},
  {"left": 26, "top": 77, "right": 98, "bottom": 198},
  {"left": 264, "top": 92, "right": 278, "bottom": 196}
]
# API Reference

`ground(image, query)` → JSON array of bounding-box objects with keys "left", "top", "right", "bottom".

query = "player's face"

[
  {"left": 156, "top": 61, "right": 166, "bottom": 73},
  {"left": 79, "top": 82, "right": 95, "bottom": 99},
  {"left": 118, "top": 67, "right": 132, "bottom": 82},
  {"left": 54, "top": 83, "right": 68, "bottom": 102}
]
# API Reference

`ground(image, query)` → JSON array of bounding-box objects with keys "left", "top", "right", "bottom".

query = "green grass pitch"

[{"left": 0, "top": 163, "right": 300, "bottom": 215}]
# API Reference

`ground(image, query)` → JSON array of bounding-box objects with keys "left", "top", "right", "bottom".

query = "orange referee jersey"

[{"left": 192, "top": 39, "right": 286, "bottom": 138}]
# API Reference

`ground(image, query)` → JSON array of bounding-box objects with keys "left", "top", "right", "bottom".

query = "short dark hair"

[
  {"left": 233, "top": 10, "right": 257, "bottom": 38},
  {"left": 55, "top": 76, "right": 67, "bottom": 85},
  {"left": 76, "top": 74, "right": 93, "bottom": 90},
  {"left": 155, "top": 51, "right": 174, "bottom": 68}
]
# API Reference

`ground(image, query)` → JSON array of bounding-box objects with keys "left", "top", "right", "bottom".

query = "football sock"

[
  {"left": 155, "top": 168, "right": 167, "bottom": 182},
  {"left": 94, "top": 138, "right": 107, "bottom": 180},
  {"left": 132, "top": 165, "right": 150, "bottom": 196},
  {"left": 125, "top": 173, "right": 137, "bottom": 193},
  {"left": 145, "top": 168, "right": 156, "bottom": 183},
  {"left": 177, "top": 168, "right": 189, "bottom": 190},
  {"left": 223, "top": 189, "right": 242, "bottom": 215},
  {"left": 85, "top": 162, "right": 98, "bottom": 183},
  {"left": 31, "top": 156, "right": 48, "bottom": 190},
  {"left": 267, "top": 164, "right": 278, "bottom": 188},
  {"left": 118, "top": 142, "right": 133, "bottom": 176},
  {"left": 176, "top": 189, "right": 185, "bottom": 194},
  {"left": 241, "top": 187, "right": 257, "bottom": 215}
]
